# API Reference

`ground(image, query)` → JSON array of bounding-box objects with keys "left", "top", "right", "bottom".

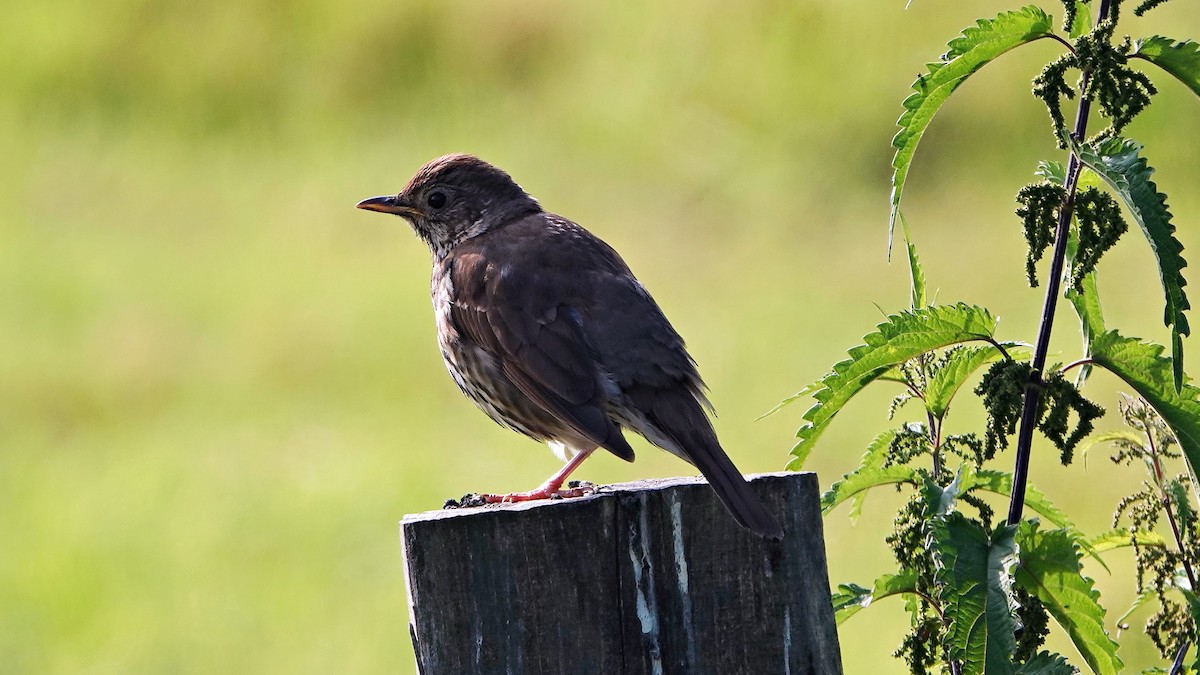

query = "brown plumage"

[{"left": 357, "top": 154, "right": 783, "bottom": 539}]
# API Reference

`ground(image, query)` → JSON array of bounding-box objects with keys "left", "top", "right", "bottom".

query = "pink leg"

[{"left": 483, "top": 448, "right": 597, "bottom": 503}]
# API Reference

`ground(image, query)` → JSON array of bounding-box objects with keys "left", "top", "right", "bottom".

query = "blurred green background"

[{"left": 2, "top": 0, "right": 1197, "bottom": 672}]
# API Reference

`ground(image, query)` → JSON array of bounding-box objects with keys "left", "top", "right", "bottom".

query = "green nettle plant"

[{"left": 775, "top": 0, "right": 1200, "bottom": 672}]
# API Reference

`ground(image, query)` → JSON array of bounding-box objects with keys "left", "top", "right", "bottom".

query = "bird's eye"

[{"left": 427, "top": 191, "right": 447, "bottom": 210}]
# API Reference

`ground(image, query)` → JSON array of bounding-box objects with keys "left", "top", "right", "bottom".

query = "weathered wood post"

[{"left": 401, "top": 471, "right": 842, "bottom": 674}]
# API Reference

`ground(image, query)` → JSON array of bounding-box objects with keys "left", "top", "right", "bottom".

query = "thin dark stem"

[
  {"left": 1170, "top": 642, "right": 1188, "bottom": 675},
  {"left": 1045, "top": 33, "right": 1078, "bottom": 54},
  {"left": 1007, "top": 0, "right": 1113, "bottom": 527},
  {"left": 1059, "top": 358, "right": 1095, "bottom": 375},
  {"left": 1149, "top": 425, "right": 1199, "bottom": 675},
  {"left": 929, "top": 411, "right": 943, "bottom": 480},
  {"left": 977, "top": 335, "right": 1014, "bottom": 362}
]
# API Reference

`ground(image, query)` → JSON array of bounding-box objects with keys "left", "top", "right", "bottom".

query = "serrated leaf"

[
  {"left": 1086, "top": 528, "right": 1168, "bottom": 555},
  {"left": 832, "top": 572, "right": 919, "bottom": 625},
  {"left": 927, "top": 344, "right": 1030, "bottom": 417},
  {"left": 1167, "top": 478, "right": 1196, "bottom": 532},
  {"left": 821, "top": 432, "right": 917, "bottom": 515},
  {"left": 1066, "top": 268, "right": 1104, "bottom": 342},
  {"left": 1074, "top": 138, "right": 1191, "bottom": 389},
  {"left": 1067, "top": 0, "right": 1091, "bottom": 40},
  {"left": 788, "top": 303, "right": 999, "bottom": 468},
  {"left": 1180, "top": 589, "right": 1200, "bottom": 673},
  {"left": 1084, "top": 430, "right": 1146, "bottom": 450},
  {"left": 901, "top": 213, "right": 928, "bottom": 309},
  {"left": 1017, "top": 651, "right": 1081, "bottom": 674},
  {"left": 1132, "top": 37, "right": 1200, "bottom": 99},
  {"left": 1089, "top": 331, "right": 1200, "bottom": 485},
  {"left": 930, "top": 469, "right": 967, "bottom": 517},
  {"left": 890, "top": 6, "right": 1057, "bottom": 250},
  {"left": 969, "top": 470, "right": 1073, "bottom": 531},
  {"left": 1014, "top": 523, "right": 1123, "bottom": 675},
  {"left": 1065, "top": 228, "right": 1104, "bottom": 387},
  {"left": 851, "top": 430, "right": 897, "bottom": 520},
  {"left": 1036, "top": 160, "right": 1068, "bottom": 186},
  {"left": 1182, "top": 588, "right": 1200, "bottom": 644},
  {"left": 935, "top": 514, "right": 1019, "bottom": 674},
  {"left": 968, "top": 469, "right": 1106, "bottom": 570},
  {"left": 758, "top": 382, "right": 822, "bottom": 420},
  {"left": 1036, "top": 161, "right": 1104, "bottom": 192}
]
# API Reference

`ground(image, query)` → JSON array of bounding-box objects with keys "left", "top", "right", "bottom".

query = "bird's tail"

[{"left": 629, "top": 389, "right": 784, "bottom": 539}]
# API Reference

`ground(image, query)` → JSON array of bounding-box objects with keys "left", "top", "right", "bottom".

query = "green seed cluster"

[
  {"left": 1107, "top": 397, "right": 1196, "bottom": 660},
  {"left": 1033, "top": 56, "right": 1077, "bottom": 147},
  {"left": 1133, "top": 0, "right": 1170, "bottom": 16},
  {"left": 1015, "top": 182, "right": 1067, "bottom": 287},
  {"left": 975, "top": 361, "right": 1032, "bottom": 457},
  {"left": 975, "top": 361, "right": 1104, "bottom": 464},
  {"left": 1035, "top": 1, "right": 1160, "bottom": 146},
  {"left": 1077, "top": 29, "right": 1157, "bottom": 141},
  {"left": 1060, "top": 0, "right": 1086, "bottom": 34},
  {"left": 1038, "top": 372, "right": 1105, "bottom": 464},
  {"left": 1013, "top": 588, "right": 1051, "bottom": 662},
  {"left": 1070, "top": 187, "right": 1127, "bottom": 290}
]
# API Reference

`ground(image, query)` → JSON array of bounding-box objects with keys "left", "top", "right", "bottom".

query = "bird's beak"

[{"left": 355, "top": 195, "right": 422, "bottom": 218}]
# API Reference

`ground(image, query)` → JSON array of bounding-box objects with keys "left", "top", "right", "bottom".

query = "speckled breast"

[{"left": 430, "top": 264, "right": 566, "bottom": 443}]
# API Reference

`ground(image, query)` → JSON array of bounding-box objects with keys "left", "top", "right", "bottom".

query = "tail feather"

[
  {"left": 627, "top": 388, "right": 784, "bottom": 539},
  {"left": 687, "top": 438, "right": 785, "bottom": 540}
]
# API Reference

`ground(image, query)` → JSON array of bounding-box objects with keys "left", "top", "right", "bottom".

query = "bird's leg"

[{"left": 483, "top": 448, "right": 597, "bottom": 503}]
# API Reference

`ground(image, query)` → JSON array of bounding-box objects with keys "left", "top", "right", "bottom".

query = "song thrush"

[{"left": 357, "top": 154, "right": 783, "bottom": 539}]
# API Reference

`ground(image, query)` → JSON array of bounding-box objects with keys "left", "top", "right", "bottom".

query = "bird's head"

[{"left": 356, "top": 154, "right": 541, "bottom": 257}]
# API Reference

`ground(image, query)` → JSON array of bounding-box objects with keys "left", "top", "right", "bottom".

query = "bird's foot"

[{"left": 482, "top": 480, "right": 596, "bottom": 504}]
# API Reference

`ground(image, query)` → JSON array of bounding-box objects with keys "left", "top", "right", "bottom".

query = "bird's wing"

[{"left": 447, "top": 250, "right": 635, "bottom": 460}]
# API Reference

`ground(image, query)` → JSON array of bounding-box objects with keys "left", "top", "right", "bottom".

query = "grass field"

[{"left": 2, "top": 0, "right": 1198, "bottom": 671}]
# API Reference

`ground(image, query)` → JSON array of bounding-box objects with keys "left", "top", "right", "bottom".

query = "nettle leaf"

[
  {"left": 1067, "top": 0, "right": 1091, "bottom": 40},
  {"left": 1086, "top": 528, "right": 1168, "bottom": 556},
  {"left": 1089, "top": 331, "right": 1200, "bottom": 483},
  {"left": 929, "top": 469, "right": 967, "bottom": 517},
  {"left": 757, "top": 382, "right": 821, "bottom": 420},
  {"left": 1035, "top": 161, "right": 1105, "bottom": 192},
  {"left": 1065, "top": 230, "right": 1104, "bottom": 387},
  {"left": 1016, "top": 651, "right": 1080, "bottom": 675},
  {"left": 902, "top": 213, "right": 928, "bottom": 310},
  {"left": 935, "top": 514, "right": 1019, "bottom": 674},
  {"left": 927, "top": 344, "right": 1030, "bottom": 418},
  {"left": 970, "top": 470, "right": 1073, "bottom": 532},
  {"left": 1166, "top": 477, "right": 1196, "bottom": 530},
  {"left": 968, "top": 469, "right": 1106, "bottom": 570},
  {"left": 1066, "top": 265, "right": 1104, "bottom": 342},
  {"left": 1182, "top": 589, "right": 1200, "bottom": 643},
  {"left": 832, "top": 572, "right": 919, "bottom": 625},
  {"left": 1035, "top": 160, "right": 1068, "bottom": 186},
  {"left": 788, "top": 303, "right": 999, "bottom": 468},
  {"left": 890, "top": 6, "right": 1056, "bottom": 250},
  {"left": 1132, "top": 37, "right": 1200, "bottom": 99},
  {"left": 1074, "top": 138, "right": 1191, "bottom": 389},
  {"left": 1014, "top": 523, "right": 1123, "bottom": 675},
  {"left": 820, "top": 430, "right": 909, "bottom": 516}
]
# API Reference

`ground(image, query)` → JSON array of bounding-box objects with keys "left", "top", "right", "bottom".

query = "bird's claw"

[{"left": 481, "top": 481, "right": 596, "bottom": 504}]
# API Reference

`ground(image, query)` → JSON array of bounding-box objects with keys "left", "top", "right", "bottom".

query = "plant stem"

[
  {"left": 1170, "top": 642, "right": 1188, "bottom": 675},
  {"left": 1006, "top": 0, "right": 1112, "bottom": 527},
  {"left": 1058, "top": 357, "right": 1095, "bottom": 375},
  {"left": 1148, "top": 425, "right": 1198, "bottom": 675}
]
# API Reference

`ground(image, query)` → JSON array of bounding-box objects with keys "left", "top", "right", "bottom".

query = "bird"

[{"left": 356, "top": 154, "right": 783, "bottom": 539}]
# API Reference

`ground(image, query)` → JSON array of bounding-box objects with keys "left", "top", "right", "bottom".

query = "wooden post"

[{"left": 401, "top": 471, "right": 843, "bottom": 675}]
